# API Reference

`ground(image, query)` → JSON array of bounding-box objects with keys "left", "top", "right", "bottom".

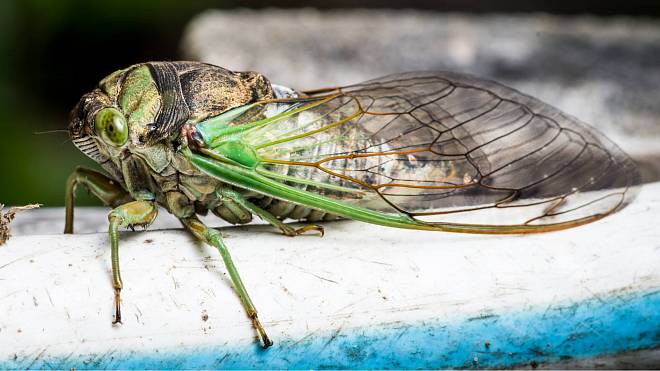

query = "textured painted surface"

[
  {"left": 1, "top": 290, "right": 658, "bottom": 369},
  {"left": 2, "top": 173, "right": 659, "bottom": 370}
]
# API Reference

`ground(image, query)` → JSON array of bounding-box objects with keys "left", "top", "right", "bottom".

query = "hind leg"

[{"left": 180, "top": 215, "right": 273, "bottom": 348}]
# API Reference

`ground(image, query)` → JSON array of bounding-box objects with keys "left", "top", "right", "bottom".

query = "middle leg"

[{"left": 218, "top": 188, "right": 324, "bottom": 237}]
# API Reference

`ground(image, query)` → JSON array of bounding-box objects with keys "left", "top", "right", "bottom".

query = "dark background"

[{"left": 1, "top": 0, "right": 658, "bottom": 207}]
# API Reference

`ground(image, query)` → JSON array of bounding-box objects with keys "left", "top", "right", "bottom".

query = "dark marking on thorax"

[{"left": 146, "top": 62, "right": 191, "bottom": 142}]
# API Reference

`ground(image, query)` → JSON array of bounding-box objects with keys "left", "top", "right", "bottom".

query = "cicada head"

[
  {"left": 68, "top": 63, "right": 162, "bottom": 171},
  {"left": 68, "top": 61, "right": 275, "bottom": 176},
  {"left": 68, "top": 89, "right": 117, "bottom": 164}
]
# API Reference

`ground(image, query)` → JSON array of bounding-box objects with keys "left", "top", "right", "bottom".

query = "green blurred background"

[{"left": 1, "top": 0, "right": 659, "bottom": 207}]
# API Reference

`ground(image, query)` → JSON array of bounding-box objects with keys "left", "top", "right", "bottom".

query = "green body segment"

[
  {"left": 195, "top": 98, "right": 330, "bottom": 147},
  {"left": 194, "top": 103, "right": 257, "bottom": 139},
  {"left": 213, "top": 140, "right": 260, "bottom": 168},
  {"left": 116, "top": 65, "right": 161, "bottom": 135}
]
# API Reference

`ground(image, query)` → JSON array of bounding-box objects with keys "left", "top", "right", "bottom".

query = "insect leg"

[
  {"left": 180, "top": 215, "right": 273, "bottom": 348},
  {"left": 65, "top": 166, "right": 132, "bottom": 234},
  {"left": 220, "top": 188, "right": 324, "bottom": 237},
  {"left": 215, "top": 199, "right": 253, "bottom": 225},
  {"left": 107, "top": 201, "right": 158, "bottom": 324}
]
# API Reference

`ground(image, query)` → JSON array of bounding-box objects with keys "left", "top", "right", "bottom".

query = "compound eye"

[{"left": 94, "top": 108, "right": 128, "bottom": 146}]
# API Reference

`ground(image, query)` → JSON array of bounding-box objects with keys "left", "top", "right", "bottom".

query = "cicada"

[{"left": 66, "top": 61, "right": 640, "bottom": 348}]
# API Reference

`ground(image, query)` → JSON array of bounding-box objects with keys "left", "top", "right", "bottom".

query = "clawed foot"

[
  {"left": 112, "top": 288, "right": 122, "bottom": 325},
  {"left": 282, "top": 224, "right": 324, "bottom": 237},
  {"left": 250, "top": 314, "right": 273, "bottom": 349}
]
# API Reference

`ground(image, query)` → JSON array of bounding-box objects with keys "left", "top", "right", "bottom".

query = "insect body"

[{"left": 66, "top": 61, "right": 640, "bottom": 348}]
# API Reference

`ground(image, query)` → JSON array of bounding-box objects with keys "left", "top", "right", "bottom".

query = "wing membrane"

[{"left": 196, "top": 72, "right": 640, "bottom": 229}]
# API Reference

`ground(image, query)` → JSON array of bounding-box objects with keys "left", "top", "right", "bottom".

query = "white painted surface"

[{"left": 1, "top": 181, "right": 658, "bottom": 359}]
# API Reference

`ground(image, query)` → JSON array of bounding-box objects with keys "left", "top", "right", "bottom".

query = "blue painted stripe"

[{"left": 4, "top": 289, "right": 659, "bottom": 369}]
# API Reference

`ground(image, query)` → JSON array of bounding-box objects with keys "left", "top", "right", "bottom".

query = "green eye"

[{"left": 95, "top": 108, "right": 128, "bottom": 146}]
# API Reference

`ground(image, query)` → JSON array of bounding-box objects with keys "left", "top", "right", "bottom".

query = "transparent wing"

[{"left": 201, "top": 72, "right": 640, "bottom": 227}]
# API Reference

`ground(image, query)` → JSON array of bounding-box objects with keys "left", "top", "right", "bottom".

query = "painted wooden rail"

[{"left": 1, "top": 180, "right": 658, "bottom": 369}]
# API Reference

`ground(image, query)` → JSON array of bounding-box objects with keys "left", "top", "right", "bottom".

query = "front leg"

[
  {"left": 107, "top": 201, "right": 157, "bottom": 324},
  {"left": 65, "top": 166, "right": 133, "bottom": 234},
  {"left": 180, "top": 215, "right": 273, "bottom": 348}
]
